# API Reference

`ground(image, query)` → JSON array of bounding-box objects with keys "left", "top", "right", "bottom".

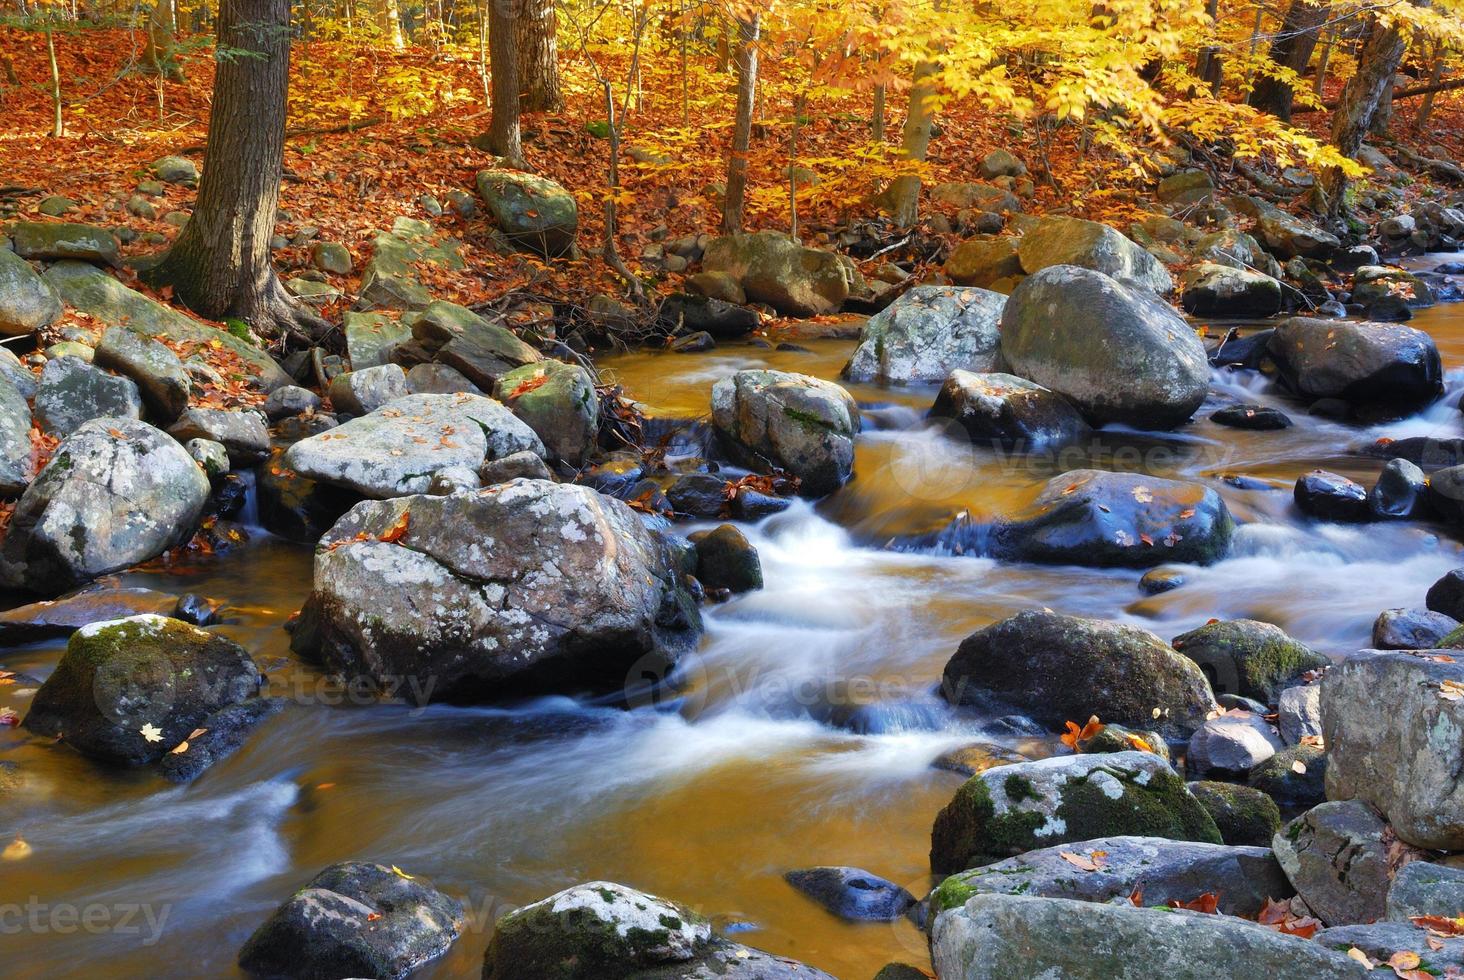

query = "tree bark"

[
  {"left": 1417, "top": 42, "right": 1448, "bottom": 128},
  {"left": 887, "top": 60, "right": 937, "bottom": 229},
  {"left": 1321, "top": 9, "right": 1412, "bottom": 218},
  {"left": 480, "top": 0, "right": 524, "bottom": 164},
  {"left": 143, "top": 0, "right": 183, "bottom": 81},
  {"left": 375, "top": 0, "right": 405, "bottom": 49},
  {"left": 146, "top": 0, "right": 324, "bottom": 342},
  {"left": 515, "top": 0, "right": 561, "bottom": 112},
  {"left": 721, "top": 14, "right": 759, "bottom": 234},
  {"left": 1248, "top": 0, "right": 1330, "bottom": 120}
]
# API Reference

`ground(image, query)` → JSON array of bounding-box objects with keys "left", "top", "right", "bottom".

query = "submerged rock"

[
  {"left": 929, "top": 371, "right": 1088, "bottom": 449},
  {"left": 689, "top": 523, "right": 763, "bottom": 594},
  {"left": 941, "top": 610, "right": 1217, "bottom": 738},
  {"left": 294, "top": 481, "right": 700, "bottom": 704},
  {"left": 842, "top": 285, "right": 1005, "bottom": 384},
  {"left": 239, "top": 862, "right": 463, "bottom": 980},
  {"left": 784, "top": 867, "right": 915, "bottom": 921},
  {"left": 929, "top": 751, "right": 1220, "bottom": 873},
  {"left": 711, "top": 370, "right": 860, "bottom": 496}
]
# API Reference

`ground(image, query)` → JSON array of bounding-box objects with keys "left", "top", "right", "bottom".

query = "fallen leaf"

[
  {"left": 140, "top": 723, "right": 164, "bottom": 743},
  {"left": 1346, "top": 947, "right": 1376, "bottom": 970},
  {"left": 1058, "top": 849, "right": 1109, "bottom": 872},
  {"left": 1412, "top": 914, "right": 1464, "bottom": 937},
  {"left": 1168, "top": 892, "right": 1218, "bottom": 914},
  {"left": 1060, "top": 715, "right": 1103, "bottom": 749},
  {"left": 2, "top": 838, "right": 32, "bottom": 861}
]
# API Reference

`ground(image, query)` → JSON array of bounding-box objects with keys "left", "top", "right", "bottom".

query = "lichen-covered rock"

[
  {"left": 284, "top": 392, "right": 545, "bottom": 498},
  {"left": 842, "top": 285, "right": 1005, "bottom": 384},
  {"left": 929, "top": 371, "right": 1089, "bottom": 449},
  {"left": 929, "top": 751, "right": 1221, "bottom": 873},
  {"left": 9, "top": 221, "right": 120, "bottom": 265},
  {"left": 328, "top": 364, "right": 409, "bottom": 417},
  {"left": 1273, "top": 800, "right": 1424, "bottom": 926},
  {"left": 168, "top": 408, "right": 270, "bottom": 466},
  {"left": 239, "top": 862, "right": 463, "bottom": 980},
  {"left": 294, "top": 481, "right": 700, "bottom": 703},
  {"left": 702, "top": 231, "right": 854, "bottom": 316},
  {"left": 1, "top": 419, "right": 209, "bottom": 594},
  {"left": 941, "top": 610, "right": 1217, "bottom": 739},
  {"left": 93, "top": 326, "right": 191, "bottom": 422},
  {"left": 1171, "top": 619, "right": 1327, "bottom": 704},
  {"left": 784, "top": 867, "right": 915, "bottom": 921},
  {"left": 1352, "top": 265, "right": 1435, "bottom": 308},
  {"left": 930, "top": 835, "right": 1289, "bottom": 919},
  {"left": 0, "top": 248, "right": 61, "bottom": 335},
  {"left": 1386, "top": 861, "right": 1464, "bottom": 921},
  {"left": 344, "top": 311, "right": 411, "bottom": 370},
  {"left": 0, "top": 376, "right": 33, "bottom": 496},
  {"left": 476, "top": 169, "right": 579, "bottom": 258},
  {"left": 22, "top": 614, "right": 260, "bottom": 765},
  {"left": 1267, "top": 317, "right": 1442, "bottom": 416},
  {"left": 1180, "top": 263, "right": 1283, "bottom": 317},
  {"left": 33, "top": 355, "right": 143, "bottom": 436},
  {"left": 1322, "top": 651, "right": 1464, "bottom": 850},
  {"left": 931, "top": 893, "right": 1366, "bottom": 979},
  {"left": 493, "top": 360, "right": 600, "bottom": 466},
  {"left": 988, "top": 470, "right": 1234, "bottom": 569},
  {"left": 1187, "top": 781, "right": 1282, "bottom": 847},
  {"left": 999, "top": 266, "right": 1209, "bottom": 429},
  {"left": 1016, "top": 217, "right": 1174, "bottom": 294},
  {"left": 1252, "top": 205, "right": 1340, "bottom": 259},
  {"left": 711, "top": 370, "right": 860, "bottom": 497}
]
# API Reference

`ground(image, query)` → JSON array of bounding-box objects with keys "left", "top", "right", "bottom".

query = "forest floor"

[{"left": 2, "top": 25, "right": 1463, "bottom": 341}]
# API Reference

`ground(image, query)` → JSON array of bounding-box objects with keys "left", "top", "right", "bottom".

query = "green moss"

[
  {"left": 1054, "top": 764, "right": 1221, "bottom": 846},
  {"left": 1004, "top": 773, "right": 1039, "bottom": 803},
  {"left": 781, "top": 404, "right": 839, "bottom": 433}
]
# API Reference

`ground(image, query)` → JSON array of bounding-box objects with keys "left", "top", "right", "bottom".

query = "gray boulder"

[
  {"left": 294, "top": 481, "right": 699, "bottom": 703},
  {"left": 929, "top": 371, "right": 1087, "bottom": 449},
  {"left": 1277, "top": 683, "right": 1322, "bottom": 745},
  {"left": 476, "top": 169, "right": 578, "bottom": 257},
  {"left": 1267, "top": 317, "right": 1442, "bottom": 415},
  {"left": 493, "top": 360, "right": 600, "bottom": 466},
  {"left": 284, "top": 392, "right": 544, "bottom": 498},
  {"left": 238, "top": 862, "right": 463, "bottom": 980},
  {"left": 1253, "top": 205, "right": 1340, "bottom": 259},
  {"left": 1000, "top": 265, "right": 1209, "bottom": 429},
  {"left": 328, "top": 364, "right": 409, "bottom": 416},
  {"left": 1387, "top": 861, "right": 1464, "bottom": 921},
  {"left": 1180, "top": 263, "right": 1283, "bottom": 317},
  {"left": 93, "top": 326, "right": 191, "bottom": 422},
  {"left": 0, "top": 376, "right": 33, "bottom": 496},
  {"left": 1187, "top": 781, "right": 1283, "bottom": 847},
  {"left": 930, "top": 835, "right": 1290, "bottom": 919},
  {"left": 34, "top": 356, "right": 143, "bottom": 436},
  {"left": 344, "top": 311, "right": 410, "bottom": 370},
  {"left": 262, "top": 385, "right": 322, "bottom": 421},
  {"left": 1322, "top": 651, "right": 1464, "bottom": 849},
  {"left": 1372, "top": 608, "right": 1459, "bottom": 650},
  {"left": 931, "top": 893, "right": 1367, "bottom": 979},
  {"left": 1315, "top": 922, "right": 1464, "bottom": 974},
  {"left": 1016, "top": 217, "right": 1174, "bottom": 294},
  {"left": 1273, "top": 800, "right": 1424, "bottom": 926},
  {"left": 1187, "top": 712, "right": 1283, "bottom": 778},
  {"left": 9, "top": 221, "right": 119, "bottom": 265},
  {"left": 702, "top": 231, "right": 854, "bottom": 316},
  {"left": 941, "top": 610, "right": 1217, "bottom": 739},
  {"left": 784, "top": 867, "right": 915, "bottom": 921},
  {"left": 711, "top": 370, "right": 859, "bottom": 496},
  {"left": 167, "top": 408, "right": 270, "bottom": 466},
  {"left": 842, "top": 285, "right": 1005, "bottom": 384},
  {"left": 0, "top": 248, "right": 61, "bottom": 335},
  {"left": 0, "top": 419, "right": 209, "bottom": 594}
]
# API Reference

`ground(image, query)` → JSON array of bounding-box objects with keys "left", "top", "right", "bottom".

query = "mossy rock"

[
  {"left": 1170, "top": 619, "right": 1328, "bottom": 704},
  {"left": 493, "top": 359, "right": 600, "bottom": 466},
  {"left": 1187, "top": 780, "right": 1282, "bottom": 847},
  {"left": 929, "top": 751, "right": 1220, "bottom": 874}
]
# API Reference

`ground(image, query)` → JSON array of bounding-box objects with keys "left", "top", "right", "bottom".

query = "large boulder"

[
  {"left": 1273, "top": 800, "right": 1423, "bottom": 926},
  {"left": 931, "top": 893, "right": 1367, "bottom": 979},
  {"left": 167, "top": 408, "right": 271, "bottom": 467},
  {"left": 940, "top": 610, "right": 1217, "bottom": 738},
  {"left": 1322, "top": 651, "right": 1464, "bottom": 849},
  {"left": 711, "top": 370, "right": 860, "bottom": 496},
  {"left": 999, "top": 265, "right": 1209, "bottom": 429},
  {"left": 988, "top": 469, "right": 1234, "bottom": 569},
  {"left": 1387, "top": 861, "right": 1464, "bottom": 921},
  {"left": 929, "top": 751, "right": 1221, "bottom": 873},
  {"left": 294, "top": 481, "right": 700, "bottom": 704},
  {"left": 0, "top": 248, "right": 61, "bottom": 335},
  {"left": 1016, "top": 217, "right": 1174, "bottom": 294},
  {"left": 328, "top": 364, "right": 409, "bottom": 417},
  {"left": 493, "top": 360, "right": 600, "bottom": 466},
  {"left": 482, "top": 881, "right": 833, "bottom": 980},
  {"left": 344, "top": 311, "right": 411, "bottom": 370},
  {"left": 1252, "top": 205, "right": 1340, "bottom": 259},
  {"left": 944, "top": 236, "right": 1023, "bottom": 289},
  {"left": 929, "top": 371, "right": 1088, "bottom": 449},
  {"left": 9, "top": 221, "right": 119, "bottom": 265},
  {"left": 1171, "top": 619, "right": 1328, "bottom": 704},
  {"left": 44, "top": 261, "right": 290, "bottom": 390},
  {"left": 842, "top": 285, "right": 1005, "bottom": 384},
  {"left": 1180, "top": 263, "right": 1283, "bottom": 317},
  {"left": 701, "top": 231, "right": 854, "bottom": 316},
  {"left": 284, "top": 392, "right": 544, "bottom": 498},
  {"left": 1, "top": 419, "right": 209, "bottom": 594},
  {"left": 1187, "top": 712, "right": 1282, "bottom": 778},
  {"left": 22, "top": 614, "right": 260, "bottom": 765},
  {"left": 0, "top": 376, "right": 33, "bottom": 496},
  {"left": 239, "top": 862, "right": 463, "bottom": 980},
  {"left": 33, "top": 355, "right": 143, "bottom": 436},
  {"left": 475, "top": 169, "right": 578, "bottom": 257},
  {"left": 930, "top": 835, "right": 1290, "bottom": 919},
  {"left": 92, "top": 326, "right": 191, "bottom": 422},
  {"left": 1267, "top": 317, "right": 1442, "bottom": 416}
]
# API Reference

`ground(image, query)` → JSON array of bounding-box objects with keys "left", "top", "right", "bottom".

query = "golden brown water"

[{"left": 4, "top": 268, "right": 1464, "bottom": 979}]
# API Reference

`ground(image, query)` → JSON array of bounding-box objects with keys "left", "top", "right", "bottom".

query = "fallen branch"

[
  {"left": 1388, "top": 142, "right": 1464, "bottom": 184},
  {"left": 1293, "top": 76, "right": 1464, "bottom": 114}
]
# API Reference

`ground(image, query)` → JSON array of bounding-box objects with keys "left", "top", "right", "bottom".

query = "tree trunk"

[
  {"left": 1321, "top": 9, "right": 1412, "bottom": 218},
  {"left": 1247, "top": 0, "right": 1329, "bottom": 120},
  {"left": 515, "top": 0, "right": 561, "bottom": 112},
  {"left": 143, "top": 0, "right": 183, "bottom": 81},
  {"left": 375, "top": 0, "right": 405, "bottom": 48},
  {"left": 145, "top": 0, "right": 324, "bottom": 342},
  {"left": 721, "top": 14, "right": 759, "bottom": 234},
  {"left": 1313, "top": 23, "right": 1335, "bottom": 94},
  {"left": 1417, "top": 42, "right": 1448, "bottom": 128},
  {"left": 480, "top": 0, "right": 524, "bottom": 165},
  {"left": 45, "top": 19, "right": 63, "bottom": 138},
  {"left": 872, "top": 83, "right": 885, "bottom": 141},
  {"left": 1371, "top": 73, "right": 1398, "bottom": 136},
  {"left": 887, "top": 60, "right": 937, "bottom": 229}
]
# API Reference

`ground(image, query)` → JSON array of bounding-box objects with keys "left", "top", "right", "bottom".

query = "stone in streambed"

[
  {"left": 1294, "top": 470, "right": 1370, "bottom": 522},
  {"left": 1249, "top": 743, "right": 1327, "bottom": 810},
  {"left": 1267, "top": 316, "right": 1442, "bottom": 417},
  {"left": 1386, "top": 861, "right": 1464, "bottom": 921},
  {"left": 93, "top": 326, "right": 191, "bottom": 422},
  {"left": 929, "top": 371, "right": 1088, "bottom": 449},
  {"left": 689, "top": 523, "right": 762, "bottom": 594},
  {"left": 701, "top": 231, "right": 854, "bottom": 316},
  {"left": 1187, "top": 711, "right": 1283, "bottom": 779},
  {"left": 784, "top": 867, "right": 915, "bottom": 921},
  {"left": 1187, "top": 781, "right": 1282, "bottom": 847},
  {"left": 493, "top": 360, "right": 600, "bottom": 467},
  {"left": 1015, "top": 217, "right": 1173, "bottom": 294},
  {"left": 0, "top": 585, "right": 190, "bottom": 645},
  {"left": 1180, "top": 263, "right": 1283, "bottom": 317},
  {"left": 33, "top": 356, "right": 142, "bottom": 437},
  {"left": 842, "top": 285, "right": 1005, "bottom": 384},
  {"left": 1372, "top": 608, "right": 1459, "bottom": 650},
  {"left": 1210, "top": 404, "right": 1292, "bottom": 431},
  {"left": 1170, "top": 619, "right": 1327, "bottom": 704},
  {"left": 1427, "top": 568, "right": 1464, "bottom": 621},
  {"left": 1370, "top": 458, "right": 1429, "bottom": 519},
  {"left": 1272, "top": 799, "right": 1425, "bottom": 926},
  {"left": 168, "top": 408, "right": 270, "bottom": 466},
  {"left": 328, "top": 364, "right": 409, "bottom": 417},
  {"left": 711, "top": 370, "right": 859, "bottom": 497}
]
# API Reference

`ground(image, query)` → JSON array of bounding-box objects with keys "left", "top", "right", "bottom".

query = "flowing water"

[{"left": 4, "top": 263, "right": 1464, "bottom": 979}]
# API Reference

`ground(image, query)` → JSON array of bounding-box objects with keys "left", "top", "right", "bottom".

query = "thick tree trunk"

[
  {"left": 375, "top": 0, "right": 405, "bottom": 49},
  {"left": 143, "top": 0, "right": 183, "bottom": 81},
  {"left": 721, "top": 14, "right": 759, "bottom": 234},
  {"left": 146, "top": 0, "right": 324, "bottom": 342},
  {"left": 888, "top": 60, "right": 936, "bottom": 229},
  {"left": 1417, "top": 42, "right": 1448, "bottom": 128},
  {"left": 515, "top": 0, "right": 561, "bottom": 112},
  {"left": 1248, "top": 0, "right": 1330, "bottom": 120},
  {"left": 1321, "top": 10, "right": 1411, "bottom": 218},
  {"left": 480, "top": 0, "right": 524, "bottom": 164}
]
